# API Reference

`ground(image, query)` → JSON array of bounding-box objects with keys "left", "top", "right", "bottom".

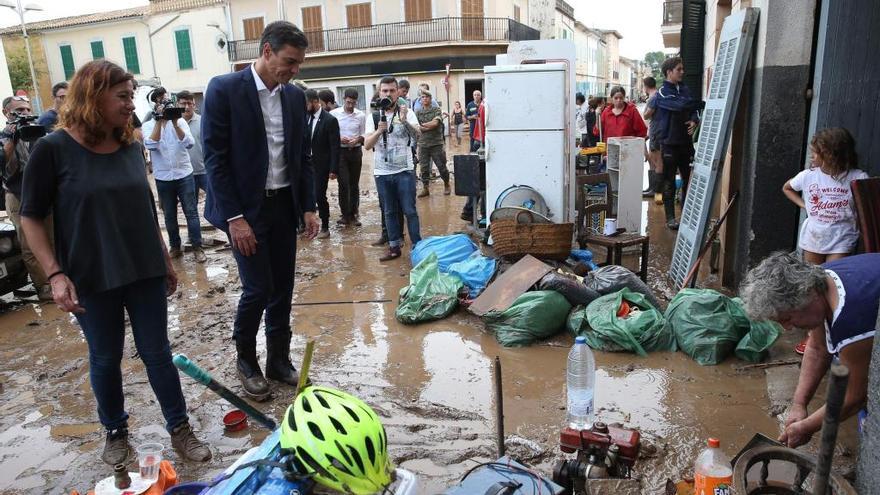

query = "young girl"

[{"left": 783, "top": 127, "right": 868, "bottom": 265}]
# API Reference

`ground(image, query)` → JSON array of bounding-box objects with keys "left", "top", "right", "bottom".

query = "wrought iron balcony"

[
  {"left": 663, "top": 0, "right": 683, "bottom": 25},
  {"left": 228, "top": 16, "right": 541, "bottom": 62}
]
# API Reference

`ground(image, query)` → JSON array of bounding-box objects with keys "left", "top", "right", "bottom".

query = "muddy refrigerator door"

[{"left": 484, "top": 63, "right": 573, "bottom": 224}]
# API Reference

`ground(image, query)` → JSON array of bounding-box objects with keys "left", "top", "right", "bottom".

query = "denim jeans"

[
  {"left": 156, "top": 174, "right": 202, "bottom": 249},
  {"left": 193, "top": 173, "right": 208, "bottom": 194},
  {"left": 375, "top": 170, "right": 421, "bottom": 248},
  {"left": 75, "top": 276, "right": 189, "bottom": 432}
]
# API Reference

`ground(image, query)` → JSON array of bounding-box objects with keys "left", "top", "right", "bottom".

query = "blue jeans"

[
  {"left": 376, "top": 170, "right": 421, "bottom": 248},
  {"left": 156, "top": 174, "right": 202, "bottom": 249},
  {"left": 75, "top": 276, "right": 189, "bottom": 432},
  {"left": 193, "top": 173, "right": 208, "bottom": 194}
]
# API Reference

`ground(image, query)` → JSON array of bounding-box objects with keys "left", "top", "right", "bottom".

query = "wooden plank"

[{"left": 468, "top": 255, "right": 552, "bottom": 317}]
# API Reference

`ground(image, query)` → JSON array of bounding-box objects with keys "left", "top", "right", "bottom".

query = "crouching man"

[{"left": 740, "top": 251, "right": 879, "bottom": 447}]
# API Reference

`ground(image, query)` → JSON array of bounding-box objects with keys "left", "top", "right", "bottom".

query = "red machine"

[{"left": 553, "top": 422, "right": 641, "bottom": 492}]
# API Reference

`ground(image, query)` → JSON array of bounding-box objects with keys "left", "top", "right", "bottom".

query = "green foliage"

[
  {"left": 644, "top": 51, "right": 667, "bottom": 82},
  {"left": 6, "top": 47, "right": 33, "bottom": 92}
]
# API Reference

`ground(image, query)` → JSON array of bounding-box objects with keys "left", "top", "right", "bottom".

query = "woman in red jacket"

[{"left": 594, "top": 86, "right": 647, "bottom": 141}]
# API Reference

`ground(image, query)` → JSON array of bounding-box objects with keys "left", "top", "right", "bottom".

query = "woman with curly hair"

[{"left": 19, "top": 60, "right": 211, "bottom": 465}]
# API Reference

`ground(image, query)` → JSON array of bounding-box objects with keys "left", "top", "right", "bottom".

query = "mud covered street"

[{"left": 0, "top": 141, "right": 860, "bottom": 493}]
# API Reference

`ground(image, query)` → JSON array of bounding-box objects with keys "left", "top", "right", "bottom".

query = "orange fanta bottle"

[{"left": 694, "top": 438, "right": 733, "bottom": 495}]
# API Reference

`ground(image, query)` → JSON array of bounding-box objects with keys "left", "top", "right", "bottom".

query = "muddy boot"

[
  {"left": 170, "top": 422, "right": 212, "bottom": 462},
  {"left": 379, "top": 245, "right": 402, "bottom": 262},
  {"left": 370, "top": 236, "right": 388, "bottom": 247},
  {"left": 663, "top": 179, "right": 679, "bottom": 231},
  {"left": 236, "top": 340, "right": 269, "bottom": 397},
  {"left": 265, "top": 334, "right": 300, "bottom": 387},
  {"left": 443, "top": 181, "right": 452, "bottom": 195},
  {"left": 101, "top": 427, "right": 132, "bottom": 465},
  {"left": 417, "top": 183, "right": 429, "bottom": 198},
  {"left": 643, "top": 170, "right": 657, "bottom": 197}
]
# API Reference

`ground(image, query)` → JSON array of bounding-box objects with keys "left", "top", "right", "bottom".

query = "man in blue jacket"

[
  {"left": 202, "top": 21, "right": 319, "bottom": 398},
  {"left": 652, "top": 57, "right": 701, "bottom": 230}
]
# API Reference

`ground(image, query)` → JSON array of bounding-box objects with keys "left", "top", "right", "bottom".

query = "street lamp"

[{"left": 0, "top": 0, "right": 43, "bottom": 113}]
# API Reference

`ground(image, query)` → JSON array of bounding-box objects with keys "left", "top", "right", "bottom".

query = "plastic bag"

[
  {"left": 411, "top": 234, "right": 478, "bottom": 272},
  {"left": 447, "top": 251, "right": 497, "bottom": 298},
  {"left": 584, "top": 265, "right": 660, "bottom": 308},
  {"left": 483, "top": 291, "right": 572, "bottom": 347},
  {"left": 736, "top": 320, "right": 783, "bottom": 363},
  {"left": 396, "top": 253, "right": 464, "bottom": 324},
  {"left": 538, "top": 271, "right": 601, "bottom": 306},
  {"left": 665, "top": 288, "right": 777, "bottom": 365},
  {"left": 568, "top": 288, "right": 674, "bottom": 355}
]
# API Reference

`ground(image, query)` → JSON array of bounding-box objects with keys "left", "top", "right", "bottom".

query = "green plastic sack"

[
  {"left": 569, "top": 288, "right": 674, "bottom": 356},
  {"left": 483, "top": 291, "right": 572, "bottom": 347},
  {"left": 396, "top": 253, "right": 464, "bottom": 324},
  {"left": 736, "top": 320, "right": 783, "bottom": 363},
  {"left": 665, "top": 288, "right": 779, "bottom": 365}
]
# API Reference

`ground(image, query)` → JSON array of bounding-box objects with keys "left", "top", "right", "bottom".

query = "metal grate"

[{"left": 669, "top": 8, "right": 759, "bottom": 287}]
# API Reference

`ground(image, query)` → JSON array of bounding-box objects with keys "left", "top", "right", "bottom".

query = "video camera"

[
  {"left": 375, "top": 97, "right": 394, "bottom": 111},
  {"left": 147, "top": 88, "right": 184, "bottom": 121},
  {"left": 2, "top": 113, "right": 46, "bottom": 142}
]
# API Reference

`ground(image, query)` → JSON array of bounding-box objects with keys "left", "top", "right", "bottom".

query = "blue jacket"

[
  {"left": 653, "top": 80, "right": 701, "bottom": 146},
  {"left": 201, "top": 67, "right": 315, "bottom": 230}
]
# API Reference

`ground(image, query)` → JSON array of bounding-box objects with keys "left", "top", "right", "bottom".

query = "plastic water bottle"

[
  {"left": 566, "top": 336, "right": 595, "bottom": 429},
  {"left": 694, "top": 438, "right": 733, "bottom": 495}
]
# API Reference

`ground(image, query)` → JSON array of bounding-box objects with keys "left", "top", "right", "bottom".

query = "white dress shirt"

[
  {"left": 330, "top": 107, "right": 366, "bottom": 148},
  {"left": 308, "top": 106, "right": 322, "bottom": 140},
  {"left": 251, "top": 63, "right": 288, "bottom": 190},
  {"left": 143, "top": 118, "right": 195, "bottom": 181}
]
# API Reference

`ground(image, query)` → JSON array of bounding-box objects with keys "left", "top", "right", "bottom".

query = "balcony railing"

[
  {"left": 663, "top": 1, "right": 683, "bottom": 25},
  {"left": 228, "top": 16, "right": 541, "bottom": 62}
]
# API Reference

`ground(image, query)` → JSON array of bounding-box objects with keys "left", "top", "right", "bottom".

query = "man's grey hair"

[{"left": 739, "top": 251, "right": 828, "bottom": 321}]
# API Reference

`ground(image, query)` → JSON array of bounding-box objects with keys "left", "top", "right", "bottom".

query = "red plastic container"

[{"left": 223, "top": 410, "right": 248, "bottom": 432}]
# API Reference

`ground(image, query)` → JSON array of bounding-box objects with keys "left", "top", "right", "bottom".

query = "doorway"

[{"left": 464, "top": 79, "right": 484, "bottom": 105}]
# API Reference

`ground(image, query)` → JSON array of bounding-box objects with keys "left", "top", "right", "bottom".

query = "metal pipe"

[
  {"left": 494, "top": 356, "right": 505, "bottom": 457},
  {"left": 15, "top": 0, "right": 41, "bottom": 113},
  {"left": 814, "top": 364, "right": 849, "bottom": 494}
]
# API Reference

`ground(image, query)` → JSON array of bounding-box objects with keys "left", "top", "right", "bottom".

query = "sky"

[{"left": 1, "top": 0, "right": 665, "bottom": 61}]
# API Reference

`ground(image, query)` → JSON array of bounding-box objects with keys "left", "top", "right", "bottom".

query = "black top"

[{"left": 20, "top": 130, "right": 166, "bottom": 297}]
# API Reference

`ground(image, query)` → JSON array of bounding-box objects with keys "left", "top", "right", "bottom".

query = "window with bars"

[
  {"left": 346, "top": 3, "right": 372, "bottom": 28},
  {"left": 122, "top": 36, "right": 140, "bottom": 74},
  {"left": 243, "top": 16, "right": 264, "bottom": 40},
  {"left": 175, "top": 28, "right": 194, "bottom": 70},
  {"left": 60, "top": 45, "right": 75, "bottom": 80},
  {"left": 90, "top": 40, "right": 104, "bottom": 59},
  {"left": 405, "top": 0, "right": 431, "bottom": 21}
]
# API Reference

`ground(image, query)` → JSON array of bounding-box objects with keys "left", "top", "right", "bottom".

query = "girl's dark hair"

[
  {"left": 59, "top": 60, "right": 135, "bottom": 146},
  {"left": 609, "top": 86, "right": 626, "bottom": 99},
  {"left": 811, "top": 127, "right": 860, "bottom": 178}
]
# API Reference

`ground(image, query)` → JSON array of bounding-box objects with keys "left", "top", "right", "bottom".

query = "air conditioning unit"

[{"left": 605, "top": 137, "right": 644, "bottom": 234}]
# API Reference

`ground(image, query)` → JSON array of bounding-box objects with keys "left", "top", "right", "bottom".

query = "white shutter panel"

[{"left": 668, "top": 8, "right": 760, "bottom": 287}]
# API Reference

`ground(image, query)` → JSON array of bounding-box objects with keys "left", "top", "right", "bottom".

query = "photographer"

[
  {"left": 365, "top": 76, "right": 421, "bottom": 262},
  {"left": 142, "top": 92, "right": 206, "bottom": 263},
  {"left": 1, "top": 95, "right": 53, "bottom": 300}
]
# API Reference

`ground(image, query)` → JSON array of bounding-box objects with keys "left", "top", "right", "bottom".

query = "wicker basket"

[{"left": 490, "top": 219, "right": 574, "bottom": 261}]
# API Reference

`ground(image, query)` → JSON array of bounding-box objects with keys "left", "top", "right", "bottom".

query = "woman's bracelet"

[{"left": 47, "top": 270, "right": 64, "bottom": 281}]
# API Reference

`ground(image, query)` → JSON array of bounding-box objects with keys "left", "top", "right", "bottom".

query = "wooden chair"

[
  {"left": 575, "top": 173, "right": 650, "bottom": 281},
  {"left": 852, "top": 177, "right": 880, "bottom": 253}
]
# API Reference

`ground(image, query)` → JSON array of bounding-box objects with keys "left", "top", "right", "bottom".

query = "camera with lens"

[
  {"left": 154, "top": 97, "right": 184, "bottom": 121},
  {"left": 376, "top": 97, "right": 394, "bottom": 111},
  {"left": 3, "top": 113, "right": 46, "bottom": 142}
]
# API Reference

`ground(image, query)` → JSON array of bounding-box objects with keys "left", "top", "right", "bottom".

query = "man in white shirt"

[
  {"left": 365, "top": 75, "right": 422, "bottom": 261},
  {"left": 143, "top": 100, "right": 206, "bottom": 263},
  {"left": 575, "top": 92, "right": 587, "bottom": 146},
  {"left": 330, "top": 88, "right": 365, "bottom": 226}
]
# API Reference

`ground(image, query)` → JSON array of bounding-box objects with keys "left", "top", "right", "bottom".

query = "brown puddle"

[{"left": 0, "top": 140, "right": 858, "bottom": 493}]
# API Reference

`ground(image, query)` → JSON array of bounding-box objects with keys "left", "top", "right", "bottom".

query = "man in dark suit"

[
  {"left": 304, "top": 89, "right": 340, "bottom": 239},
  {"left": 202, "top": 21, "right": 319, "bottom": 398}
]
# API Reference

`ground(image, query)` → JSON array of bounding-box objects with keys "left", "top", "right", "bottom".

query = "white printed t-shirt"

[
  {"left": 365, "top": 107, "right": 420, "bottom": 176},
  {"left": 789, "top": 167, "right": 869, "bottom": 254}
]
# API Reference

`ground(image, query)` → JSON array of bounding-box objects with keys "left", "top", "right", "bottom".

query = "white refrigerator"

[{"left": 484, "top": 62, "right": 575, "bottom": 224}]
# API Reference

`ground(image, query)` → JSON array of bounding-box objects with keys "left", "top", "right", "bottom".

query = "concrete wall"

[
  {"left": 37, "top": 6, "right": 229, "bottom": 94},
  {"left": 527, "top": 0, "right": 554, "bottom": 39},
  {"left": 728, "top": 0, "right": 816, "bottom": 284}
]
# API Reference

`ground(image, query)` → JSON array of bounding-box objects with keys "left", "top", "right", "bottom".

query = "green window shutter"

[
  {"left": 122, "top": 36, "right": 140, "bottom": 74},
  {"left": 90, "top": 40, "right": 104, "bottom": 59},
  {"left": 60, "top": 45, "right": 75, "bottom": 80},
  {"left": 175, "top": 29, "right": 193, "bottom": 70}
]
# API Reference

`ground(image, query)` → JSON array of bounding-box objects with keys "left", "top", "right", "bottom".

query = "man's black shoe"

[
  {"left": 235, "top": 341, "right": 269, "bottom": 397},
  {"left": 265, "top": 334, "right": 300, "bottom": 387}
]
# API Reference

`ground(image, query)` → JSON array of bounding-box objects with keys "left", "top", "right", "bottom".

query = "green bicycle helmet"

[{"left": 280, "top": 386, "right": 393, "bottom": 494}]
